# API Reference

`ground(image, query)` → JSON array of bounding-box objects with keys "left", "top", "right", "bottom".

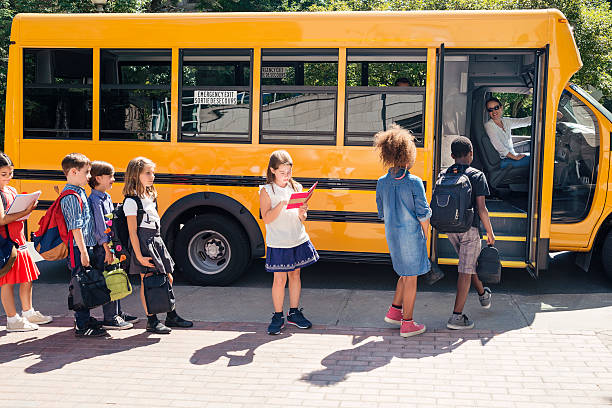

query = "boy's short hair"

[
  {"left": 394, "top": 77, "right": 410, "bottom": 86},
  {"left": 88, "top": 161, "right": 114, "bottom": 189},
  {"left": 451, "top": 136, "right": 473, "bottom": 158},
  {"left": 61, "top": 153, "right": 91, "bottom": 176}
]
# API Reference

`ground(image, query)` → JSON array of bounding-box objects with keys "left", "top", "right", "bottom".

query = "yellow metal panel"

[
  {"left": 438, "top": 258, "right": 527, "bottom": 268},
  {"left": 171, "top": 48, "right": 179, "bottom": 144}
]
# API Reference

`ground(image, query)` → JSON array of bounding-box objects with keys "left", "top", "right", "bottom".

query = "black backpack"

[
  {"left": 430, "top": 166, "right": 474, "bottom": 233},
  {"left": 68, "top": 267, "right": 111, "bottom": 311},
  {"left": 109, "top": 196, "right": 145, "bottom": 264}
]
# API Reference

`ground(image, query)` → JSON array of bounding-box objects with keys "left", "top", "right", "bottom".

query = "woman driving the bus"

[{"left": 484, "top": 97, "right": 532, "bottom": 169}]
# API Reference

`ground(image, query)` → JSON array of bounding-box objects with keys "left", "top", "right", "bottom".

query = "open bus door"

[{"left": 525, "top": 45, "right": 550, "bottom": 278}]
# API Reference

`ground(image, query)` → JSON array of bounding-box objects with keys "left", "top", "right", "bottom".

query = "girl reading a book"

[
  {"left": 0, "top": 152, "right": 52, "bottom": 332},
  {"left": 375, "top": 125, "right": 431, "bottom": 338},
  {"left": 259, "top": 150, "right": 319, "bottom": 335}
]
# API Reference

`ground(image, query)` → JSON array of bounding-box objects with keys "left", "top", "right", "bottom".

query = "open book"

[
  {"left": 286, "top": 181, "right": 318, "bottom": 210},
  {"left": 5, "top": 190, "right": 41, "bottom": 221}
]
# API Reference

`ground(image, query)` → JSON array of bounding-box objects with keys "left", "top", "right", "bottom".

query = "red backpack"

[{"left": 32, "top": 190, "right": 82, "bottom": 268}]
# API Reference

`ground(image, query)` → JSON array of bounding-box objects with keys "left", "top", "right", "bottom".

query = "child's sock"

[
  {"left": 22, "top": 308, "right": 35, "bottom": 317},
  {"left": 273, "top": 311, "right": 283, "bottom": 318},
  {"left": 391, "top": 304, "right": 402, "bottom": 310},
  {"left": 453, "top": 311, "right": 462, "bottom": 316},
  {"left": 167, "top": 310, "right": 178, "bottom": 319},
  {"left": 288, "top": 308, "right": 299, "bottom": 315},
  {"left": 147, "top": 314, "right": 158, "bottom": 324},
  {"left": 402, "top": 318, "right": 413, "bottom": 322},
  {"left": 7, "top": 315, "right": 20, "bottom": 324}
]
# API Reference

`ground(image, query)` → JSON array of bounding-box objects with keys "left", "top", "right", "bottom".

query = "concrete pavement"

[{"left": 0, "top": 255, "right": 612, "bottom": 407}]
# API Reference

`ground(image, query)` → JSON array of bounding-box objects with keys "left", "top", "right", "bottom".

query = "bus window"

[
  {"left": 552, "top": 90, "right": 600, "bottom": 223},
  {"left": 23, "top": 49, "right": 93, "bottom": 140},
  {"left": 260, "top": 49, "right": 338, "bottom": 144},
  {"left": 181, "top": 49, "right": 251, "bottom": 143},
  {"left": 100, "top": 49, "right": 171, "bottom": 141},
  {"left": 345, "top": 49, "right": 426, "bottom": 147}
]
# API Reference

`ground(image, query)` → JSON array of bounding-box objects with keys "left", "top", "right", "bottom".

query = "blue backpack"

[{"left": 0, "top": 192, "right": 18, "bottom": 277}]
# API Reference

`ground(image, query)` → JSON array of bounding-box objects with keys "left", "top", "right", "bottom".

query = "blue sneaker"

[
  {"left": 287, "top": 308, "right": 312, "bottom": 329},
  {"left": 267, "top": 313, "right": 284, "bottom": 335}
]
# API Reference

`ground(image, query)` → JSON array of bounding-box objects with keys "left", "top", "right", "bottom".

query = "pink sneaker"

[
  {"left": 384, "top": 306, "right": 402, "bottom": 325},
  {"left": 400, "top": 320, "right": 426, "bottom": 337}
]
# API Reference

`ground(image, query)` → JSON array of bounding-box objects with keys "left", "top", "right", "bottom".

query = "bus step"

[{"left": 437, "top": 234, "right": 526, "bottom": 260}]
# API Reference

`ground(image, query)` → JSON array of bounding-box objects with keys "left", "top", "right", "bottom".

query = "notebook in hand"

[{"left": 286, "top": 181, "right": 318, "bottom": 210}]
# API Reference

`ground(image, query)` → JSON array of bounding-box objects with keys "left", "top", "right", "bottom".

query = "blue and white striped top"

[{"left": 60, "top": 184, "right": 96, "bottom": 247}]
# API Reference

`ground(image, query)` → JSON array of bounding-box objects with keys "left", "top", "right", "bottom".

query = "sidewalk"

[{"left": 1, "top": 282, "right": 612, "bottom": 408}]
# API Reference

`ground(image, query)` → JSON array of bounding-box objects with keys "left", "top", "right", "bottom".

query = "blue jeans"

[
  {"left": 500, "top": 153, "right": 530, "bottom": 169},
  {"left": 70, "top": 245, "right": 121, "bottom": 328}
]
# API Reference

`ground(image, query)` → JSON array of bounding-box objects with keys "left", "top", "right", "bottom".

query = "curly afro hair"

[{"left": 373, "top": 124, "right": 417, "bottom": 169}]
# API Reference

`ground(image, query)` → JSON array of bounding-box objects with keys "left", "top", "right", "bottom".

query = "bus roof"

[{"left": 10, "top": 10, "right": 579, "bottom": 66}]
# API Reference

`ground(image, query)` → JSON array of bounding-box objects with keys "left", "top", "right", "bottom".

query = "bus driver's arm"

[{"left": 260, "top": 189, "right": 287, "bottom": 224}]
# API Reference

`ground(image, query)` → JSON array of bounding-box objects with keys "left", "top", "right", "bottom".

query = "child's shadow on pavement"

[
  {"left": 190, "top": 332, "right": 290, "bottom": 367},
  {"left": 302, "top": 332, "right": 485, "bottom": 386},
  {"left": 0, "top": 329, "right": 160, "bottom": 374}
]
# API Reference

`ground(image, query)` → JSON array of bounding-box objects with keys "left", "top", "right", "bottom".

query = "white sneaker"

[
  {"left": 6, "top": 316, "right": 39, "bottom": 332},
  {"left": 24, "top": 310, "right": 53, "bottom": 325}
]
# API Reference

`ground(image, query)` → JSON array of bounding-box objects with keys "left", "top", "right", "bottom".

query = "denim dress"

[{"left": 376, "top": 168, "right": 432, "bottom": 277}]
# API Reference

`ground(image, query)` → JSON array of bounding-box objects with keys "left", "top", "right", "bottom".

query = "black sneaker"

[
  {"left": 287, "top": 308, "right": 312, "bottom": 329},
  {"left": 75, "top": 325, "right": 109, "bottom": 338},
  {"left": 165, "top": 314, "right": 193, "bottom": 328},
  {"left": 102, "top": 315, "right": 133, "bottom": 330},
  {"left": 88, "top": 317, "right": 103, "bottom": 329},
  {"left": 268, "top": 313, "right": 285, "bottom": 334},
  {"left": 267, "top": 313, "right": 284, "bottom": 335},
  {"left": 146, "top": 320, "right": 172, "bottom": 334},
  {"left": 119, "top": 312, "right": 140, "bottom": 324}
]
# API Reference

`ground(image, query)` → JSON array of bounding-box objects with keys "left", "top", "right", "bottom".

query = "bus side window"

[
  {"left": 345, "top": 49, "right": 426, "bottom": 147},
  {"left": 260, "top": 49, "right": 338, "bottom": 145},
  {"left": 180, "top": 49, "right": 252, "bottom": 143},
  {"left": 23, "top": 49, "right": 93, "bottom": 140},
  {"left": 552, "top": 90, "right": 599, "bottom": 223},
  {"left": 100, "top": 49, "right": 171, "bottom": 142}
]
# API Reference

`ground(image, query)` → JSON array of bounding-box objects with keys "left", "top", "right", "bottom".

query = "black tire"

[
  {"left": 602, "top": 230, "right": 612, "bottom": 281},
  {"left": 174, "top": 214, "right": 250, "bottom": 286}
]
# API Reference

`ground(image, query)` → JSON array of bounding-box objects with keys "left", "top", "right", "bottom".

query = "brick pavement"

[{"left": 1, "top": 317, "right": 611, "bottom": 408}]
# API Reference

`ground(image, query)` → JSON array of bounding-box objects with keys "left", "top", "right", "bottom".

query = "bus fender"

[
  {"left": 160, "top": 192, "right": 265, "bottom": 259},
  {"left": 575, "top": 210, "right": 612, "bottom": 272}
]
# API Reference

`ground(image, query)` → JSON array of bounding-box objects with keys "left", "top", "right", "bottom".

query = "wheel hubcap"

[{"left": 187, "top": 230, "right": 231, "bottom": 275}]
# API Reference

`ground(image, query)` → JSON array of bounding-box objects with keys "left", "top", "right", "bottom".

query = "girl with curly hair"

[{"left": 375, "top": 124, "right": 431, "bottom": 337}]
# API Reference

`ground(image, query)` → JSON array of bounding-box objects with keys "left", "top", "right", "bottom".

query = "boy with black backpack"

[{"left": 431, "top": 137, "right": 494, "bottom": 330}]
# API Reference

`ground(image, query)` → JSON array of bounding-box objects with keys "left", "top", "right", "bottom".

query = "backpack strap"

[
  {"left": 124, "top": 196, "right": 145, "bottom": 227},
  {"left": 0, "top": 191, "right": 13, "bottom": 244},
  {"left": 58, "top": 189, "right": 83, "bottom": 269}
]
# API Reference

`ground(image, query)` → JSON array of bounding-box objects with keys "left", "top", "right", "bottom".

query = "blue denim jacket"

[{"left": 376, "top": 168, "right": 431, "bottom": 276}]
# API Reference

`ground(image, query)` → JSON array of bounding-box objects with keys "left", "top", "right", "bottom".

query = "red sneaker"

[
  {"left": 384, "top": 306, "right": 402, "bottom": 325},
  {"left": 400, "top": 320, "right": 426, "bottom": 338}
]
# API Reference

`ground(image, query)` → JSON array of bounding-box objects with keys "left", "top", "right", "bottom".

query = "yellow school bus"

[{"left": 4, "top": 10, "right": 611, "bottom": 284}]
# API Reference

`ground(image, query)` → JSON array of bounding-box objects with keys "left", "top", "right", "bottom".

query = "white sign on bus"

[
  {"left": 193, "top": 90, "right": 238, "bottom": 105},
  {"left": 262, "top": 66, "right": 288, "bottom": 79}
]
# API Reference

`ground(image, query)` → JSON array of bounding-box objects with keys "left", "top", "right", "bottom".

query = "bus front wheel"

[
  {"left": 174, "top": 214, "right": 250, "bottom": 286},
  {"left": 602, "top": 230, "right": 612, "bottom": 280}
]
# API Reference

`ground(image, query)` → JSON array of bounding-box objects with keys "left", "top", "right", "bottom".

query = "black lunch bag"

[
  {"left": 476, "top": 245, "right": 501, "bottom": 284},
  {"left": 143, "top": 273, "right": 176, "bottom": 315},
  {"left": 68, "top": 267, "right": 111, "bottom": 311}
]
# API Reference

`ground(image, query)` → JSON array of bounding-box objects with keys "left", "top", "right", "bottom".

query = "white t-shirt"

[
  {"left": 123, "top": 196, "right": 160, "bottom": 230},
  {"left": 484, "top": 116, "right": 531, "bottom": 158},
  {"left": 259, "top": 182, "right": 309, "bottom": 249}
]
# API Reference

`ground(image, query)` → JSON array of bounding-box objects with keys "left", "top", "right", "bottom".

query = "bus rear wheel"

[
  {"left": 174, "top": 215, "right": 250, "bottom": 286},
  {"left": 602, "top": 230, "right": 612, "bottom": 280}
]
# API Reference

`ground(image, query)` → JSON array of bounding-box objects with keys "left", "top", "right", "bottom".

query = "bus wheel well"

[{"left": 161, "top": 192, "right": 265, "bottom": 260}]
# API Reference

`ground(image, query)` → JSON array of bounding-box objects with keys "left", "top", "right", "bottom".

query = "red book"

[{"left": 286, "top": 181, "right": 318, "bottom": 210}]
